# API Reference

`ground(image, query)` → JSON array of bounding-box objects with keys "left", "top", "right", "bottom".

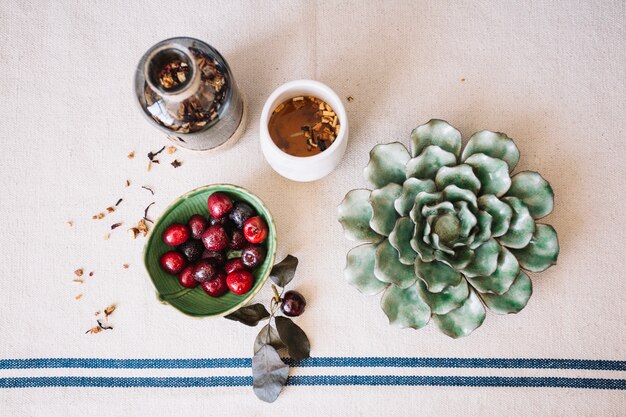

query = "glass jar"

[{"left": 134, "top": 37, "right": 246, "bottom": 151}]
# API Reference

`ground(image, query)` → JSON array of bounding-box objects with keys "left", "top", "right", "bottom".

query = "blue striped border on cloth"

[
  {"left": 0, "top": 376, "right": 624, "bottom": 390},
  {"left": 0, "top": 357, "right": 624, "bottom": 371}
]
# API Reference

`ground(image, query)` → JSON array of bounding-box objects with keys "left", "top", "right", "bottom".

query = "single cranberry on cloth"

[{"left": 338, "top": 119, "right": 559, "bottom": 338}]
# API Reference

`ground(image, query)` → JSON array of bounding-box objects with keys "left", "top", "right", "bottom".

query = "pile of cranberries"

[{"left": 159, "top": 192, "right": 269, "bottom": 297}]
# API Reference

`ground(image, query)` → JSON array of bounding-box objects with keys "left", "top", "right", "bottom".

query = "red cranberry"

[
  {"left": 229, "top": 229, "right": 246, "bottom": 250},
  {"left": 243, "top": 216, "right": 268, "bottom": 244},
  {"left": 187, "top": 214, "right": 208, "bottom": 240},
  {"left": 178, "top": 239, "right": 204, "bottom": 262},
  {"left": 191, "top": 259, "right": 217, "bottom": 283},
  {"left": 207, "top": 192, "right": 233, "bottom": 219},
  {"left": 160, "top": 251, "right": 187, "bottom": 275},
  {"left": 224, "top": 258, "right": 246, "bottom": 274},
  {"left": 241, "top": 244, "right": 266, "bottom": 268},
  {"left": 201, "top": 225, "right": 229, "bottom": 251},
  {"left": 226, "top": 270, "right": 254, "bottom": 295},
  {"left": 201, "top": 271, "right": 228, "bottom": 297},
  {"left": 280, "top": 290, "right": 306, "bottom": 317},
  {"left": 178, "top": 266, "right": 198, "bottom": 288},
  {"left": 163, "top": 223, "right": 190, "bottom": 246},
  {"left": 229, "top": 201, "right": 255, "bottom": 229},
  {"left": 201, "top": 250, "right": 226, "bottom": 266}
]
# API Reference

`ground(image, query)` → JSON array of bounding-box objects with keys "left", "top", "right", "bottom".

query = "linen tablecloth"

[{"left": 0, "top": 1, "right": 624, "bottom": 415}]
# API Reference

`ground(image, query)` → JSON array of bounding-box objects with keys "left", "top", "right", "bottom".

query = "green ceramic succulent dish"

[
  {"left": 338, "top": 119, "right": 559, "bottom": 338},
  {"left": 144, "top": 184, "right": 277, "bottom": 318}
]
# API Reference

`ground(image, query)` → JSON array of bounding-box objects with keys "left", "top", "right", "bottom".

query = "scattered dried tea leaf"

[
  {"left": 143, "top": 202, "right": 155, "bottom": 223},
  {"left": 148, "top": 146, "right": 166, "bottom": 161},
  {"left": 461, "top": 78, "right": 466, "bottom": 82},
  {"left": 141, "top": 185, "right": 155, "bottom": 195},
  {"left": 346, "top": 96, "right": 354, "bottom": 102},
  {"left": 137, "top": 219, "right": 149, "bottom": 236},
  {"left": 106, "top": 207, "right": 115, "bottom": 214},
  {"left": 95, "top": 310, "right": 101, "bottom": 316},
  {"left": 128, "top": 228, "right": 139, "bottom": 239},
  {"left": 111, "top": 222, "right": 123, "bottom": 230},
  {"left": 171, "top": 159, "right": 182, "bottom": 168},
  {"left": 66, "top": 221, "right": 73, "bottom": 227},
  {"left": 125, "top": 180, "right": 131, "bottom": 187},
  {"left": 122, "top": 264, "right": 129, "bottom": 269},
  {"left": 147, "top": 161, "right": 152, "bottom": 172},
  {"left": 92, "top": 213, "right": 105, "bottom": 220},
  {"left": 127, "top": 151, "right": 135, "bottom": 159},
  {"left": 104, "top": 233, "right": 111, "bottom": 240},
  {"left": 115, "top": 198, "right": 123, "bottom": 206},
  {"left": 74, "top": 269, "right": 84, "bottom": 277},
  {"left": 89, "top": 271, "right": 94, "bottom": 277},
  {"left": 75, "top": 294, "right": 83, "bottom": 300},
  {"left": 104, "top": 304, "right": 116, "bottom": 317},
  {"left": 86, "top": 326, "right": 102, "bottom": 334},
  {"left": 72, "top": 279, "right": 84, "bottom": 284},
  {"left": 97, "top": 319, "right": 113, "bottom": 330},
  {"left": 166, "top": 146, "right": 177, "bottom": 154}
]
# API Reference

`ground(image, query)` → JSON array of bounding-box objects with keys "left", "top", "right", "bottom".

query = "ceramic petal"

[
  {"left": 506, "top": 171, "right": 554, "bottom": 219},
  {"left": 469, "top": 210, "right": 492, "bottom": 249},
  {"left": 410, "top": 119, "right": 462, "bottom": 158},
  {"left": 389, "top": 217, "right": 418, "bottom": 265},
  {"left": 461, "top": 130, "right": 520, "bottom": 172},
  {"left": 435, "top": 164, "right": 481, "bottom": 193},
  {"left": 369, "top": 183, "right": 402, "bottom": 236},
  {"left": 442, "top": 185, "right": 478, "bottom": 211},
  {"left": 363, "top": 142, "right": 410, "bottom": 189},
  {"left": 434, "top": 247, "right": 474, "bottom": 270},
  {"left": 417, "top": 278, "right": 470, "bottom": 315},
  {"left": 338, "top": 189, "right": 382, "bottom": 242},
  {"left": 455, "top": 201, "right": 477, "bottom": 238},
  {"left": 478, "top": 194, "right": 512, "bottom": 237},
  {"left": 394, "top": 178, "right": 436, "bottom": 216},
  {"left": 464, "top": 153, "right": 511, "bottom": 197},
  {"left": 414, "top": 257, "right": 463, "bottom": 292},
  {"left": 466, "top": 246, "right": 519, "bottom": 295},
  {"left": 499, "top": 197, "right": 535, "bottom": 249},
  {"left": 510, "top": 224, "right": 559, "bottom": 272},
  {"left": 374, "top": 239, "right": 417, "bottom": 289},
  {"left": 409, "top": 191, "right": 441, "bottom": 224},
  {"left": 406, "top": 145, "right": 457, "bottom": 180},
  {"left": 380, "top": 283, "right": 431, "bottom": 329},
  {"left": 432, "top": 289, "right": 486, "bottom": 338},
  {"left": 411, "top": 222, "right": 436, "bottom": 262},
  {"left": 344, "top": 244, "right": 389, "bottom": 295},
  {"left": 462, "top": 238, "right": 500, "bottom": 277},
  {"left": 479, "top": 271, "right": 532, "bottom": 314}
]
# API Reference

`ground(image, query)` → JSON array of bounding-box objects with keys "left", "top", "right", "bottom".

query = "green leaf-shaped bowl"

[{"left": 143, "top": 184, "right": 277, "bottom": 318}]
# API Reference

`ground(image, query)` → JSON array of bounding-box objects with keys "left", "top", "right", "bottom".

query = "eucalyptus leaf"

[
  {"left": 252, "top": 345, "right": 289, "bottom": 403},
  {"left": 275, "top": 316, "right": 311, "bottom": 360},
  {"left": 254, "top": 324, "right": 286, "bottom": 354},
  {"left": 224, "top": 303, "right": 270, "bottom": 326},
  {"left": 270, "top": 255, "right": 299, "bottom": 287}
]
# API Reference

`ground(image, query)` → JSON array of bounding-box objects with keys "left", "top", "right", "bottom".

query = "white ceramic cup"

[{"left": 260, "top": 80, "right": 349, "bottom": 182}]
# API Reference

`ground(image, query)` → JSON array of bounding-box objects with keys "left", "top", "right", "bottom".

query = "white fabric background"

[{"left": 0, "top": 0, "right": 624, "bottom": 415}]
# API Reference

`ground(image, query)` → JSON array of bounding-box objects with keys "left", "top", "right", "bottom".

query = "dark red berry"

[
  {"left": 241, "top": 244, "right": 266, "bottom": 268},
  {"left": 178, "top": 239, "right": 204, "bottom": 262},
  {"left": 178, "top": 265, "right": 198, "bottom": 288},
  {"left": 224, "top": 258, "right": 246, "bottom": 274},
  {"left": 229, "top": 201, "right": 255, "bottom": 229},
  {"left": 243, "top": 216, "right": 268, "bottom": 244},
  {"left": 160, "top": 251, "right": 187, "bottom": 275},
  {"left": 209, "top": 216, "right": 229, "bottom": 227},
  {"left": 207, "top": 192, "right": 233, "bottom": 219},
  {"left": 201, "top": 250, "right": 226, "bottom": 266},
  {"left": 187, "top": 214, "right": 208, "bottom": 240},
  {"left": 192, "top": 259, "right": 217, "bottom": 283},
  {"left": 226, "top": 270, "right": 254, "bottom": 295},
  {"left": 280, "top": 290, "right": 306, "bottom": 317},
  {"left": 201, "top": 225, "right": 229, "bottom": 251},
  {"left": 229, "top": 229, "right": 246, "bottom": 250},
  {"left": 201, "top": 271, "right": 228, "bottom": 297},
  {"left": 163, "top": 223, "right": 190, "bottom": 246}
]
